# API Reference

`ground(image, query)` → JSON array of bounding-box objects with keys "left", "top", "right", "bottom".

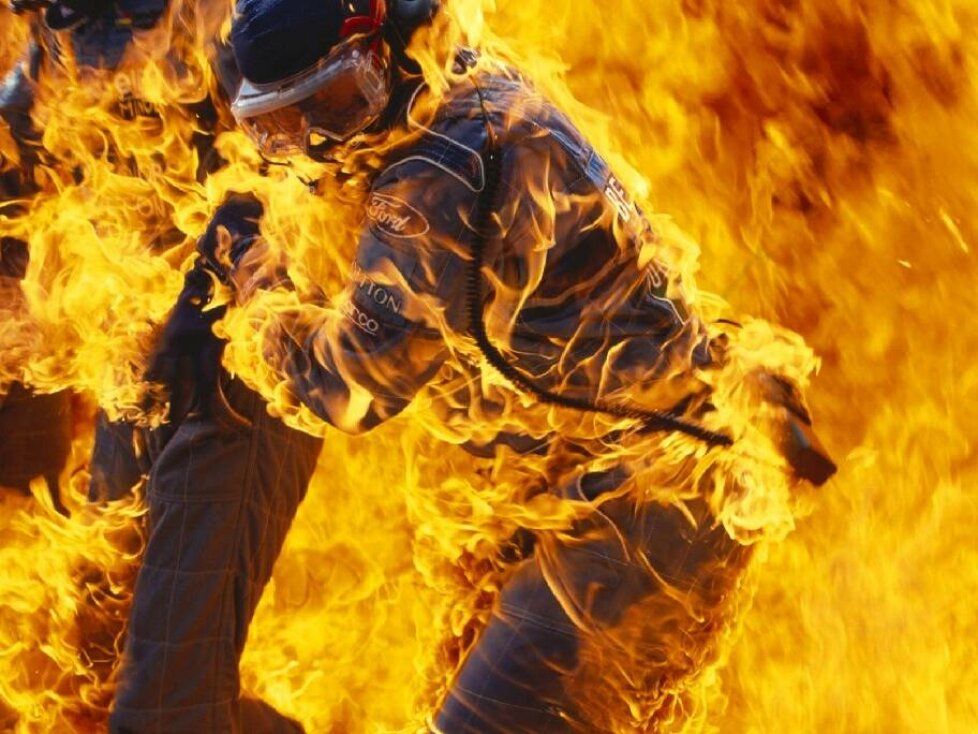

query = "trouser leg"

[
  {"left": 434, "top": 469, "right": 751, "bottom": 733},
  {"left": 434, "top": 560, "right": 582, "bottom": 734},
  {"left": 109, "top": 377, "right": 323, "bottom": 734},
  {"left": 2, "top": 257, "right": 73, "bottom": 513},
  {"left": 0, "top": 383, "right": 72, "bottom": 514}
]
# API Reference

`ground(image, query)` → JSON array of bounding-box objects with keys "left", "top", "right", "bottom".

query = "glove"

[
  {"left": 754, "top": 372, "right": 837, "bottom": 486},
  {"left": 10, "top": 0, "right": 54, "bottom": 14},
  {"left": 44, "top": 0, "right": 115, "bottom": 30},
  {"left": 201, "top": 191, "right": 294, "bottom": 302},
  {"left": 145, "top": 193, "right": 264, "bottom": 422},
  {"left": 145, "top": 259, "right": 226, "bottom": 422},
  {"left": 196, "top": 192, "right": 265, "bottom": 285}
]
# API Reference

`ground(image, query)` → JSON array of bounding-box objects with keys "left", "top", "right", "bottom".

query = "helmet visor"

[{"left": 231, "top": 35, "right": 389, "bottom": 156}]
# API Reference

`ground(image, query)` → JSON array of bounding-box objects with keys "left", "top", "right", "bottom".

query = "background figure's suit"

[{"left": 0, "top": 0, "right": 240, "bottom": 506}]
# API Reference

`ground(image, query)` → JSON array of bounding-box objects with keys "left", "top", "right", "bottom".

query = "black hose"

[{"left": 466, "top": 82, "right": 732, "bottom": 448}]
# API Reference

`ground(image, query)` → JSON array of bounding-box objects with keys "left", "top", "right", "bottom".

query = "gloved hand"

[
  {"left": 200, "top": 191, "right": 295, "bottom": 303},
  {"left": 145, "top": 193, "right": 265, "bottom": 422},
  {"left": 145, "top": 260, "right": 226, "bottom": 422},
  {"left": 196, "top": 191, "right": 265, "bottom": 285},
  {"left": 44, "top": 0, "right": 115, "bottom": 30},
  {"left": 752, "top": 372, "right": 837, "bottom": 486},
  {"left": 10, "top": 0, "right": 54, "bottom": 14}
]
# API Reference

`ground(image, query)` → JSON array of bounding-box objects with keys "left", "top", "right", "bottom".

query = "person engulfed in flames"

[
  {"left": 0, "top": 0, "right": 240, "bottom": 512},
  {"left": 107, "top": 0, "right": 837, "bottom": 731}
]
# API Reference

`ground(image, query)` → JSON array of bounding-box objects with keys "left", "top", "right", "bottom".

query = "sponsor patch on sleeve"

[{"left": 343, "top": 260, "right": 410, "bottom": 337}]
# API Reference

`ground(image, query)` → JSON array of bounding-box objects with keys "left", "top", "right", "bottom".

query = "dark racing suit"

[
  {"left": 110, "top": 61, "right": 778, "bottom": 731},
  {"left": 108, "top": 204, "right": 326, "bottom": 733},
  {"left": 246, "top": 68, "right": 751, "bottom": 732}
]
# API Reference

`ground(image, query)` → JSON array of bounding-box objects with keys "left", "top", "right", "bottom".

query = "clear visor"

[{"left": 231, "top": 35, "right": 390, "bottom": 156}]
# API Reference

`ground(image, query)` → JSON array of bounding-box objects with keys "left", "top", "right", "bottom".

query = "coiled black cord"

[{"left": 466, "top": 81, "right": 732, "bottom": 448}]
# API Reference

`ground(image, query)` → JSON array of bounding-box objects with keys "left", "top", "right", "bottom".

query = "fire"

[
  {"left": 2, "top": 0, "right": 976, "bottom": 732},
  {"left": 0, "top": 419, "right": 144, "bottom": 731}
]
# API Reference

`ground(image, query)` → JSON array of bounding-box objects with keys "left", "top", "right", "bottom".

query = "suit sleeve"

[{"left": 260, "top": 159, "right": 475, "bottom": 435}]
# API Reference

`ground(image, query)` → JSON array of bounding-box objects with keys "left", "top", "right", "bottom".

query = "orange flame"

[{"left": 1, "top": 0, "right": 976, "bottom": 731}]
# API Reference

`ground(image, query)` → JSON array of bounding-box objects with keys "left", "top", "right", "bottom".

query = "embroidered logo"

[
  {"left": 112, "top": 72, "right": 159, "bottom": 121},
  {"left": 351, "top": 261, "right": 403, "bottom": 317},
  {"left": 603, "top": 173, "right": 634, "bottom": 225},
  {"left": 341, "top": 300, "right": 380, "bottom": 335},
  {"left": 366, "top": 193, "right": 430, "bottom": 239}
]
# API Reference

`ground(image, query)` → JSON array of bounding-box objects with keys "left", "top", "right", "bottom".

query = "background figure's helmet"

[
  {"left": 231, "top": 0, "right": 434, "bottom": 156},
  {"left": 44, "top": 0, "right": 114, "bottom": 29},
  {"left": 44, "top": 0, "right": 167, "bottom": 30}
]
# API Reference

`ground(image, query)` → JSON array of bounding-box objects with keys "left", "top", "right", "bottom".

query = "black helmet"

[
  {"left": 45, "top": 0, "right": 113, "bottom": 30},
  {"left": 229, "top": 0, "right": 435, "bottom": 153},
  {"left": 231, "top": 0, "right": 436, "bottom": 84},
  {"left": 44, "top": 0, "right": 166, "bottom": 30}
]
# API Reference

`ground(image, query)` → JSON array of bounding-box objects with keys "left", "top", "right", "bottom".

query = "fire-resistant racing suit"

[
  {"left": 261, "top": 70, "right": 751, "bottom": 732},
  {"left": 0, "top": 17, "right": 75, "bottom": 512},
  {"left": 113, "top": 62, "right": 792, "bottom": 732}
]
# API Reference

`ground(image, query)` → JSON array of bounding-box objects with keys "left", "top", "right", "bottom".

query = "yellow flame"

[
  {"left": 0, "top": 420, "right": 144, "bottom": 732},
  {"left": 1, "top": 0, "right": 976, "bottom": 731}
]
